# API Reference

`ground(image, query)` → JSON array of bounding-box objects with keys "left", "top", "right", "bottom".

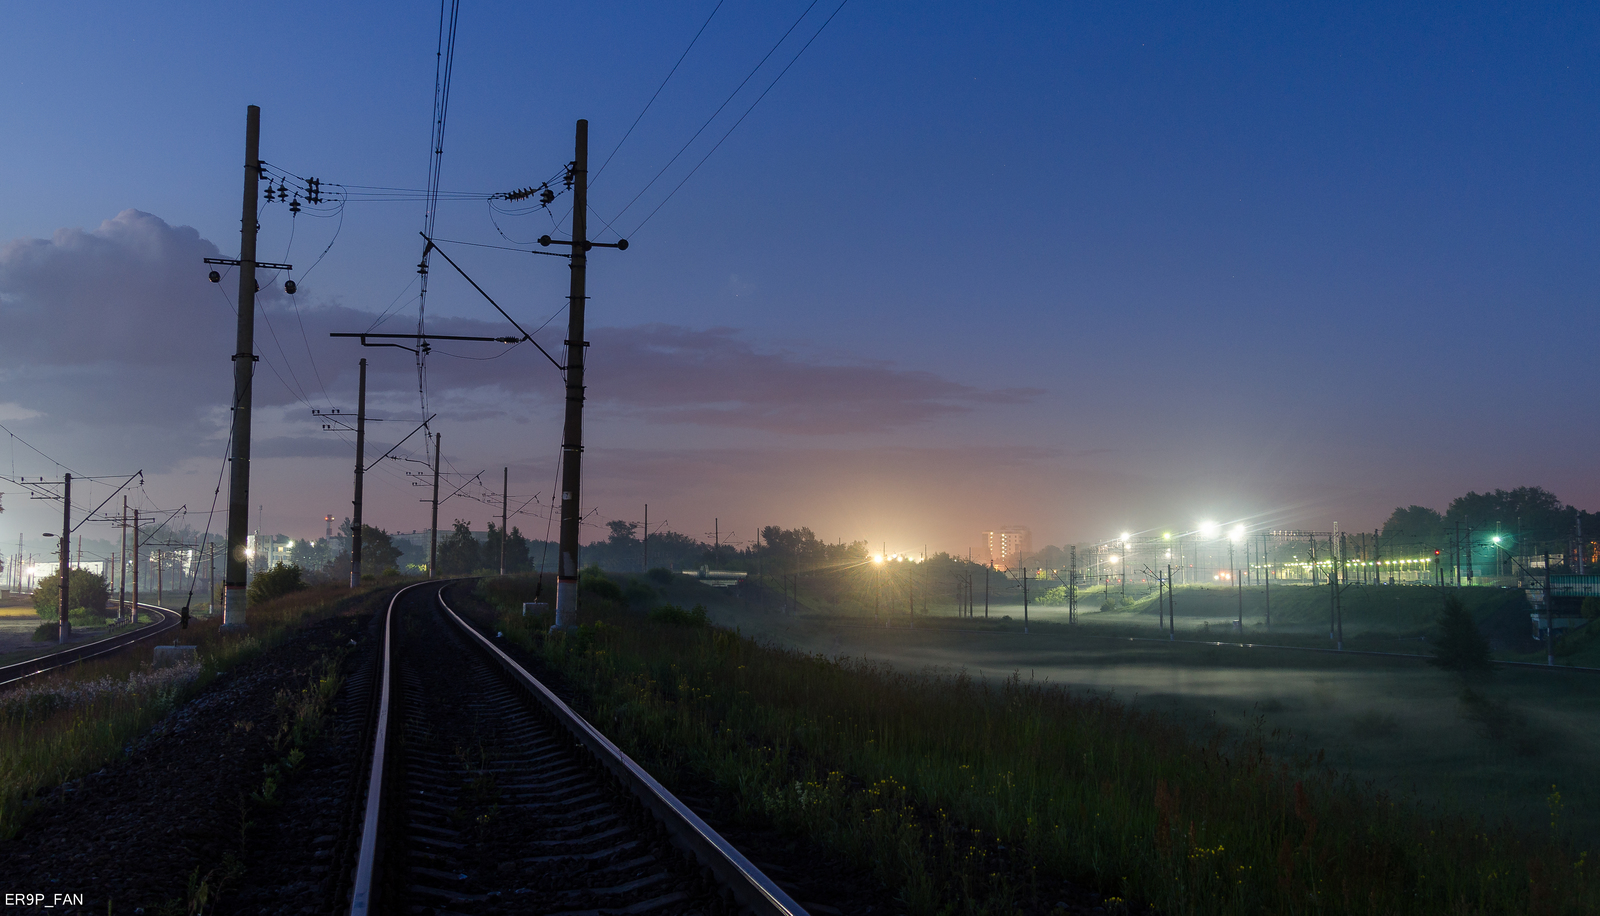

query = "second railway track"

[{"left": 347, "top": 581, "right": 807, "bottom": 916}]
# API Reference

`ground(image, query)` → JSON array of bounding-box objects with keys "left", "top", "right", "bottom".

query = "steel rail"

[
  {"left": 435, "top": 587, "right": 809, "bottom": 916},
  {"left": 0, "top": 602, "right": 182, "bottom": 689},
  {"left": 348, "top": 579, "right": 436, "bottom": 916}
]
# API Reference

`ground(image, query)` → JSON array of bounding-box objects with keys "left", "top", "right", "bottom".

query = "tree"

[
  {"left": 1429, "top": 594, "right": 1493, "bottom": 676},
  {"left": 248, "top": 563, "right": 307, "bottom": 605},
  {"left": 505, "top": 526, "right": 531, "bottom": 573},
  {"left": 33, "top": 569, "right": 109, "bottom": 618},
  {"left": 1382, "top": 505, "right": 1446, "bottom": 549},
  {"left": 437, "top": 520, "right": 481, "bottom": 575},
  {"left": 329, "top": 525, "right": 403, "bottom": 579}
]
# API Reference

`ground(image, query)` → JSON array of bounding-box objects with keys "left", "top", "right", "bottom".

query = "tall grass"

[
  {"left": 0, "top": 585, "right": 388, "bottom": 839},
  {"left": 475, "top": 578, "right": 1596, "bottom": 915}
]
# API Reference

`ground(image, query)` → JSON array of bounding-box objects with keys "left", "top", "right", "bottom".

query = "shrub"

[
  {"left": 646, "top": 567, "right": 675, "bottom": 585},
  {"left": 1429, "top": 593, "right": 1493, "bottom": 676},
  {"left": 1582, "top": 596, "right": 1600, "bottom": 619},
  {"left": 622, "top": 579, "right": 657, "bottom": 609},
  {"left": 578, "top": 565, "right": 623, "bottom": 602},
  {"left": 647, "top": 603, "right": 708, "bottom": 627},
  {"left": 32, "top": 570, "right": 109, "bottom": 619},
  {"left": 248, "top": 563, "right": 307, "bottom": 606}
]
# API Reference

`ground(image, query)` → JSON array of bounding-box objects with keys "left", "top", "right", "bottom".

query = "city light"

[
  {"left": 873, "top": 554, "right": 884, "bottom": 564},
  {"left": 1108, "top": 555, "right": 1119, "bottom": 564},
  {"left": 1198, "top": 521, "right": 1219, "bottom": 538},
  {"left": 1492, "top": 536, "right": 1501, "bottom": 543},
  {"left": 1119, "top": 532, "right": 1130, "bottom": 543},
  {"left": 1230, "top": 524, "right": 1246, "bottom": 542},
  {"left": 1162, "top": 532, "right": 1171, "bottom": 540}
]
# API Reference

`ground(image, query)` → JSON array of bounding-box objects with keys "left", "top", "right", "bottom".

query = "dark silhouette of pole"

[
  {"left": 1022, "top": 566, "right": 1030, "bottom": 634},
  {"left": 131, "top": 508, "right": 140, "bottom": 624},
  {"left": 500, "top": 466, "right": 509, "bottom": 576},
  {"left": 224, "top": 104, "right": 262, "bottom": 629},
  {"left": 57, "top": 474, "right": 71, "bottom": 643},
  {"left": 1544, "top": 550, "right": 1554, "bottom": 666},
  {"left": 350, "top": 357, "right": 367, "bottom": 587},
  {"left": 554, "top": 119, "right": 590, "bottom": 630},
  {"left": 1263, "top": 535, "right": 1271, "bottom": 631},
  {"left": 1167, "top": 563, "right": 1175, "bottom": 639},
  {"left": 643, "top": 504, "right": 649, "bottom": 572},
  {"left": 429, "top": 432, "right": 441, "bottom": 577},
  {"left": 984, "top": 562, "right": 990, "bottom": 619},
  {"left": 1335, "top": 533, "right": 1346, "bottom": 650},
  {"left": 118, "top": 495, "right": 128, "bottom": 621}
]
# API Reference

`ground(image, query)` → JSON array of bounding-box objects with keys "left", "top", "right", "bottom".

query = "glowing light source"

[
  {"left": 1108, "top": 555, "right": 1119, "bottom": 564},
  {"left": 873, "top": 554, "right": 884, "bottom": 564},
  {"left": 1120, "top": 532, "right": 1130, "bottom": 544},
  {"left": 1230, "top": 524, "right": 1246, "bottom": 543},
  {"left": 1492, "top": 536, "right": 1501, "bottom": 544},
  {"left": 1198, "top": 521, "right": 1219, "bottom": 538},
  {"left": 1162, "top": 532, "right": 1171, "bottom": 540}
]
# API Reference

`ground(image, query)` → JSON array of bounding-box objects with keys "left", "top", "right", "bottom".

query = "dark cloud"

[
  {"left": 0, "top": 212, "right": 1038, "bottom": 483},
  {"left": 586, "top": 325, "right": 1042, "bottom": 433}
]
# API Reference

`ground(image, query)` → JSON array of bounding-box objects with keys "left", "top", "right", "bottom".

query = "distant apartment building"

[{"left": 984, "top": 526, "right": 1032, "bottom": 570}]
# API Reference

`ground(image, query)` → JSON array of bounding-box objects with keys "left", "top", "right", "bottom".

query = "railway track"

[
  {"left": 0, "top": 601, "right": 181, "bottom": 689},
  {"left": 345, "top": 581, "right": 807, "bottom": 916}
]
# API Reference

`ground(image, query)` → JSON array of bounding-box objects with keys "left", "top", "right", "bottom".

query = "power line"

[
  {"left": 591, "top": 0, "right": 727, "bottom": 189},
  {"left": 607, "top": 0, "right": 825, "bottom": 228},
  {"left": 631, "top": 0, "right": 851, "bottom": 236}
]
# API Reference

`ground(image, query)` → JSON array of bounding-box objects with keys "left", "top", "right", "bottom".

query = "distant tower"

[{"left": 325, "top": 514, "right": 334, "bottom": 539}]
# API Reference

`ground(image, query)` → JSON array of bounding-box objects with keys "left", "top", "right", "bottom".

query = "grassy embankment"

[
  {"left": 476, "top": 573, "right": 1597, "bottom": 915},
  {"left": 0, "top": 584, "right": 390, "bottom": 839}
]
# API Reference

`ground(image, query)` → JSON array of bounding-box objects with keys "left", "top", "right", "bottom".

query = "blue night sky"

[{"left": 2, "top": 1, "right": 1597, "bottom": 560}]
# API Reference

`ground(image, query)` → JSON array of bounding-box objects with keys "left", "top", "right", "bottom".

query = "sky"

[{"left": 2, "top": 1, "right": 1597, "bottom": 564}]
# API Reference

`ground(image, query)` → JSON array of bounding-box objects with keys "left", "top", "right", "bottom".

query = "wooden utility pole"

[
  {"left": 222, "top": 105, "right": 263, "bottom": 628},
  {"left": 350, "top": 358, "right": 367, "bottom": 587},
  {"left": 57, "top": 474, "right": 71, "bottom": 644},
  {"left": 552, "top": 120, "right": 591, "bottom": 629},
  {"left": 500, "top": 466, "right": 508, "bottom": 576},
  {"left": 429, "top": 432, "right": 442, "bottom": 577}
]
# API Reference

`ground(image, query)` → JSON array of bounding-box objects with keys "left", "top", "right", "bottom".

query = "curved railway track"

[
  {"left": 0, "top": 601, "right": 182, "bottom": 689},
  {"left": 344, "top": 581, "right": 807, "bottom": 916}
]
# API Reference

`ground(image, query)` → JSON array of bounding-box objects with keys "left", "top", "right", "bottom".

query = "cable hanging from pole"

[{"left": 416, "top": 0, "right": 463, "bottom": 422}]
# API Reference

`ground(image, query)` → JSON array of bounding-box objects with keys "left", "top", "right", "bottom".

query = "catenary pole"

[
  {"left": 554, "top": 119, "right": 590, "bottom": 631},
  {"left": 224, "top": 105, "right": 261, "bottom": 629},
  {"left": 500, "top": 466, "right": 508, "bottom": 576},
  {"left": 350, "top": 358, "right": 367, "bottom": 587},
  {"left": 429, "top": 432, "right": 442, "bottom": 577}
]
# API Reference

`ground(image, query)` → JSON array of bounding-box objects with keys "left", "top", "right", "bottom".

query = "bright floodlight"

[
  {"left": 1120, "top": 532, "right": 1130, "bottom": 543},
  {"left": 1162, "top": 532, "right": 1171, "bottom": 540},
  {"left": 1108, "top": 555, "right": 1119, "bottom": 564},
  {"left": 1230, "top": 524, "right": 1246, "bottom": 542},
  {"left": 1198, "top": 521, "right": 1219, "bottom": 539},
  {"left": 873, "top": 554, "right": 883, "bottom": 564},
  {"left": 1492, "top": 536, "right": 1501, "bottom": 543}
]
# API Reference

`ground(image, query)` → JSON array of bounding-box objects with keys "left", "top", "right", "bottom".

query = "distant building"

[{"left": 984, "top": 526, "right": 1032, "bottom": 570}]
